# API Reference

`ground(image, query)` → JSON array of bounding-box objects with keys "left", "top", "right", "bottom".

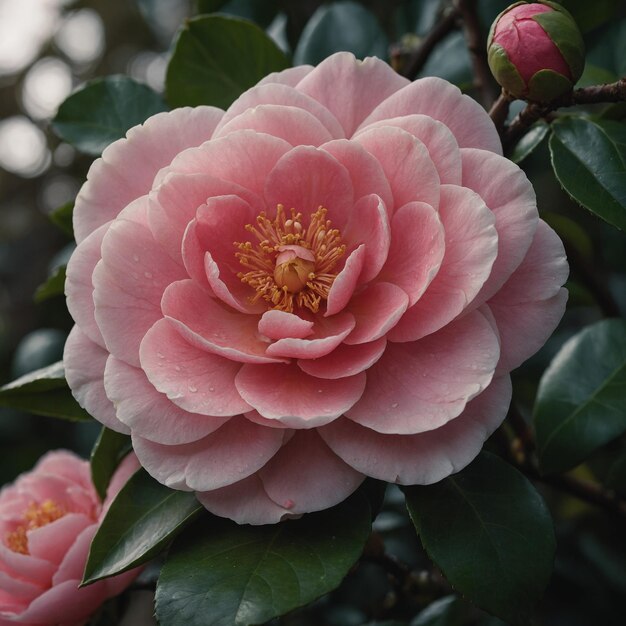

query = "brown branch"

[
  {"left": 503, "top": 77, "right": 626, "bottom": 150},
  {"left": 489, "top": 90, "right": 513, "bottom": 136}
]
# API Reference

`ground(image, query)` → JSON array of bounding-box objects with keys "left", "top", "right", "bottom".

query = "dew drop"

[
  {"left": 317, "top": 389, "right": 323, "bottom": 393},
  {"left": 209, "top": 387, "right": 215, "bottom": 392},
  {"left": 144, "top": 271, "right": 153, "bottom": 279},
  {"left": 391, "top": 402, "right": 399, "bottom": 409},
  {"left": 188, "top": 384, "right": 197, "bottom": 393},
  {"left": 174, "top": 365, "right": 181, "bottom": 372},
  {"left": 283, "top": 499, "right": 295, "bottom": 510}
]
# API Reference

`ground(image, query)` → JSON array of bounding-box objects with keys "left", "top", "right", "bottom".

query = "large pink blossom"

[
  {"left": 0, "top": 451, "right": 139, "bottom": 625},
  {"left": 64, "top": 52, "right": 568, "bottom": 525}
]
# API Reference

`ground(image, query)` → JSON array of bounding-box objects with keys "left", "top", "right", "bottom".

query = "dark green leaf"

[
  {"left": 34, "top": 265, "right": 66, "bottom": 303},
  {"left": 410, "top": 595, "right": 465, "bottom": 626},
  {"left": 166, "top": 15, "right": 289, "bottom": 109},
  {"left": 49, "top": 201, "right": 74, "bottom": 238},
  {"left": 197, "top": 0, "right": 279, "bottom": 28},
  {"left": 155, "top": 490, "right": 372, "bottom": 626},
  {"left": 534, "top": 319, "right": 626, "bottom": 474},
  {"left": 404, "top": 453, "right": 555, "bottom": 626},
  {"left": 419, "top": 32, "right": 472, "bottom": 87},
  {"left": 90, "top": 427, "right": 132, "bottom": 501},
  {"left": 83, "top": 469, "right": 202, "bottom": 585},
  {"left": 510, "top": 121, "right": 549, "bottom": 164},
  {"left": 549, "top": 116, "right": 626, "bottom": 231},
  {"left": 293, "top": 1, "right": 388, "bottom": 66},
  {"left": 52, "top": 76, "right": 167, "bottom": 156},
  {"left": 606, "top": 451, "right": 626, "bottom": 496},
  {"left": 0, "top": 362, "right": 91, "bottom": 421},
  {"left": 559, "top": 0, "right": 622, "bottom": 32}
]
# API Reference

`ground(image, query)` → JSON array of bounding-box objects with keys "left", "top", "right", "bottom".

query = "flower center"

[
  {"left": 235, "top": 205, "right": 346, "bottom": 313},
  {"left": 4, "top": 499, "right": 66, "bottom": 555}
]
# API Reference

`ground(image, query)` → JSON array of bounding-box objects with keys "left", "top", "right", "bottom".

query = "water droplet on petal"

[
  {"left": 144, "top": 271, "right": 153, "bottom": 279},
  {"left": 283, "top": 499, "right": 295, "bottom": 510},
  {"left": 209, "top": 387, "right": 215, "bottom": 392},
  {"left": 391, "top": 402, "right": 399, "bottom": 409},
  {"left": 188, "top": 384, "right": 197, "bottom": 393},
  {"left": 174, "top": 365, "right": 181, "bottom": 372}
]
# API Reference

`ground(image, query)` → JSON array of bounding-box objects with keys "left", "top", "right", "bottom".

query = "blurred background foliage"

[{"left": 0, "top": 1, "right": 625, "bottom": 624}]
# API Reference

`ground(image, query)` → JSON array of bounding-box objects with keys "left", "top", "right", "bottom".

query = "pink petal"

[
  {"left": 325, "top": 245, "right": 365, "bottom": 316},
  {"left": 102, "top": 453, "right": 141, "bottom": 512},
  {"left": 376, "top": 201, "right": 444, "bottom": 306},
  {"left": 266, "top": 311, "right": 355, "bottom": 359},
  {"left": 356, "top": 126, "right": 440, "bottom": 212},
  {"left": 161, "top": 280, "right": 285, "bottom": 364},
  {"left": 296, "top": 52, "right": 409, "bottom": 137},
  {"left": 131, "top": 416, "right": 285, "bottom": 491},
  {"left": 460, "top": 148, "right": 539, "bottom": 306},
  {"left": 52, "top": 525, "right": 96, "bottom": 585},
  {"left": 359, "top": 77, "right": 502, "bottom": 155},
  {"left": 258, "top": 310, "right": 314, "bottom": 340},
  {"left": 214, "top": 82, "right": 344, "bottom": 138},
  {"left": 215, "top": 104, "right": 333, "bottom": 146},
  {"left": 344, "top": 282, "right": 409, "bottom": 345},
  {"left": 258, "top": 65, "right": 314, "bottom": 87},
  {"left": 0, "top": 570, "right": 41, "bottom": 602},
  {"left": 64, "top": 326, "right": 129, "bottom": 434},
  {"left": 389, "top": 185, "right": 499, "bottom": 342},
  {"left": 0, "top": 543, "right": 55, "bottom": 587},
  {"left": 258, "top": 430, "right": 364, "bottom": 514},
  {"left": 104, "top": 356, "right": 227, "bottom": 444},
  {"left": 235, "top": 363, "right": 366, "bottom": 428},
  {"left": 298, "top": 337, "right": 387, "bottom": 379},
  {"left": 74, "top": 106, "right": 223, "bottom": 243},
  {"left": 28, "top": 451, "right": 93, "bottom": 492},
  {"left": 320, "top": 375, "right": 512, "bottom": 484},
  {"left": 65, "top": 222, "right": 109, "bottom": 349},
  {"left": 346, "top": 309, "right": 500, "bottom": 434},
  {"left": 356, "top": 113, "right": 462, "bottom": 184},
  {"left": 139, "top": 318, "right": 250, "bottom": 417},
  {"left": 27, "top": 513, "right": 92, "bottom": 565},
  {"left": 264, "top": 146, "right": 354, "bottom": 232}
]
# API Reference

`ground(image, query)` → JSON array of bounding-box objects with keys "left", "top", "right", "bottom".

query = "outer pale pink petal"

[
  {"left": 344, "top": 283, "right": 409, "bottom": 345},
  {"left": 267, "top": 312, "right": 355, "bottom": 359},
  {"left": 196, "top": 475, "right": 295, "bottom": 525},
  {"left": 356, "top": 114, "right": 462, "bottom": 184},
  {"left": 131, "top": 416, "right": 285, "bottom": 491},
  {"left": 298, "top": 337, "right": 387, "bottom": 379},
  {"left": 376, "top": 201, "right": 444, "bottom": 306},
  {"left": 258, "top": 65, "right": 314, "bottom": 87},
  {"left": 102, "top": 453, "right": 141, "bottom": 513},
  {"left": 320, "top": 375, "right": 512, "bottom": 484},
  {"left": 235, "top": 363, "right": 366, "bottom": 428},
  {"left": 264, "top": 146, "right": 354, "bottom": 231},
  {"left": 0, "top": 570, "right": 41, "bottom": 601},
  {"left": 28, "top": 451, "right": 93, "bottom": 492},
  {"left": 320, "top": 140, "right": 393, "bottom": 209},
  {"left": 487, "top": 220, "right": 569, "bottom": 372},
  {"left": 359, "top": 77, "right": 502, "bottom": 155},
  {"left": 64, "top": 326, "right": 129, "bottom": 433},
  {"left": 296, "top": 52, "right": 409, "bottom": 137},
  {"left": 74, "top": 106, "right": 223, "bottom": 243},
  {"left": 161, "top": 280, "right": 285, "bottom": 364},
  {"left": 342, "top": 194, "right": 391, "bottom": 284},
  {"left": 461, "top": 148, "right": 539, "bottom": 305},
  {"left": 389, "top": 185, "right": 499, "bottom": 342},
  {"left": 215, "top": 105, "right": 333, "bottom": 146},
  {"left": 104, "top": 356, "right": 227, "bottom": 444},
  {"left": 0, "top": 543, "right": 55, "bottom": 586},
  {"left": 325, "top": 245, "right": 365, "bottom": 316},
  {"left": 27, "top": 513, "right": 92, "bottom": 565},
  {"left": 346, "top": 310, "right": 500, "bottom": 434},
  {"left": 65, "top": 222, "right": 109, "bottom": 349},
  {"left": 258, "top": 310, "right": 314, "bottom": 340},
  {"left": 355, "top": 127, "right": 440, "bottom": 212},
  {"left": 258, "top": 430, "right": 364, "bottom": 514},
  {"left": 139, "top": 318, "right": 250, "bottom": 417},
  {"left": 214, "top": 83, "right": 344, "bottom": 138}
]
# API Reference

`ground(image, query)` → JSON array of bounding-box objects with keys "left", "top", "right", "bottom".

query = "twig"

[{"left": 489, "top": 90, "right": 513, "bottom": 136}]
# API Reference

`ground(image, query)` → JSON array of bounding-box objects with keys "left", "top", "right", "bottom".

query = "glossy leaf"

[
  {"left": 511, "top": 121, "right": 549, "bottom": 164},
  {"left": 293, "top": 1, "right": 388, "bottom": 66},
  {"left": 34, "top": 265, "right": 66, "bottom": 303},
  {"left": 166, "top": 15, "right": 289, "bottom": 109},
  {"left": 0, "top": 361, "right": 91, "bottom": 421},
  {"left": 83, "top": 469, "right": 202, "bottom": 585},
  {"left": 90, "top": 427, "right": 132, "bottom": 501},
  {"left": 549, "top": 116, "right": 626, "bottom": 231},
  {"left": 404, "top": 453, "right": 555, "bottom": 626},
  {"left": 560, "top": 0, "right": 622, "bottom": 32},
  {"left": 52, "top": 75, "right": 167, "bottom": 156},
  {"left": 534, "top": 319, "right": 626, "bottom": 474},
  {"left": 49, "top": 201, "right": 74, "bottom": 238},
  {"left": 196, "top": 0, "right": 279, "bottom": 28},
  {"left": 155, "top": 490, "right": 372, "bottom": 626}
]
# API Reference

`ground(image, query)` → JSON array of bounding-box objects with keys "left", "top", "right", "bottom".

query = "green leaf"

[
  {"left": 196, "top": 0, "right": 279, "bottom": 28},
  {"left": 166, "top": 15, "right": 289, "bottom": 109},
  {"left": 83, "top": 469, "right": 202, "bottom": 585},
  {"left": 411, "top": 595, "right": 465, "bottom": 626},
  {"left": 0, "top": 362, "right": 91, "bottom": 421},
  {"left": 534, "top": 319, "right": 626, "bottom": 474},
  {"left": 559, "top": 0, "right": 622, "bottom": 32},
  {"left": 293, "top": 1, "right": 388, "bottom": 66},
  {"left": 34, "top": 265, "right": 66, "bottom": 303},
  {"left": 511, "top": 121, "right": 549, "bottom": 164},
  {"left": 90, "top": 427, "right": 132, "bottom": 501},
  {"left": 52, "top": 76, "right": 167, "bottom": 156},
  {"left": 155, "top": 490, "right": 372, "bottom": 626},
  {"left": 49, "top": 201, "right": 74, "bottom": 238},
  {"left": 404, "top": 453, "right": 555, "bottom": 626},
  {"left": 549, "top": 116, "right": 626, "bottom": 231}
]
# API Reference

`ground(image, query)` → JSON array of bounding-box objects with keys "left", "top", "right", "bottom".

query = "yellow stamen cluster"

[
  {"left": 5, "top": 499, "right": 66, "bottom": 555},
  {"left": 235, "top": 204, "right": 346, "bottom": 313}
]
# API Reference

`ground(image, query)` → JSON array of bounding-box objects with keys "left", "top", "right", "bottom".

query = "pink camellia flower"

[
  {"left": 64, "top": 52, "right": 568, "bottom": 525},
  {"left": 0, "top": 451, "right": 139, "bottom": 624}
]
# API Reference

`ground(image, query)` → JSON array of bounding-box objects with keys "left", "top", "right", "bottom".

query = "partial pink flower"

[
  {"left": 64, "top": 52, "right": 568, "bottom": 525},
  {"left": 0, "top": 451, "right": 139, "bottom": 625}
]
